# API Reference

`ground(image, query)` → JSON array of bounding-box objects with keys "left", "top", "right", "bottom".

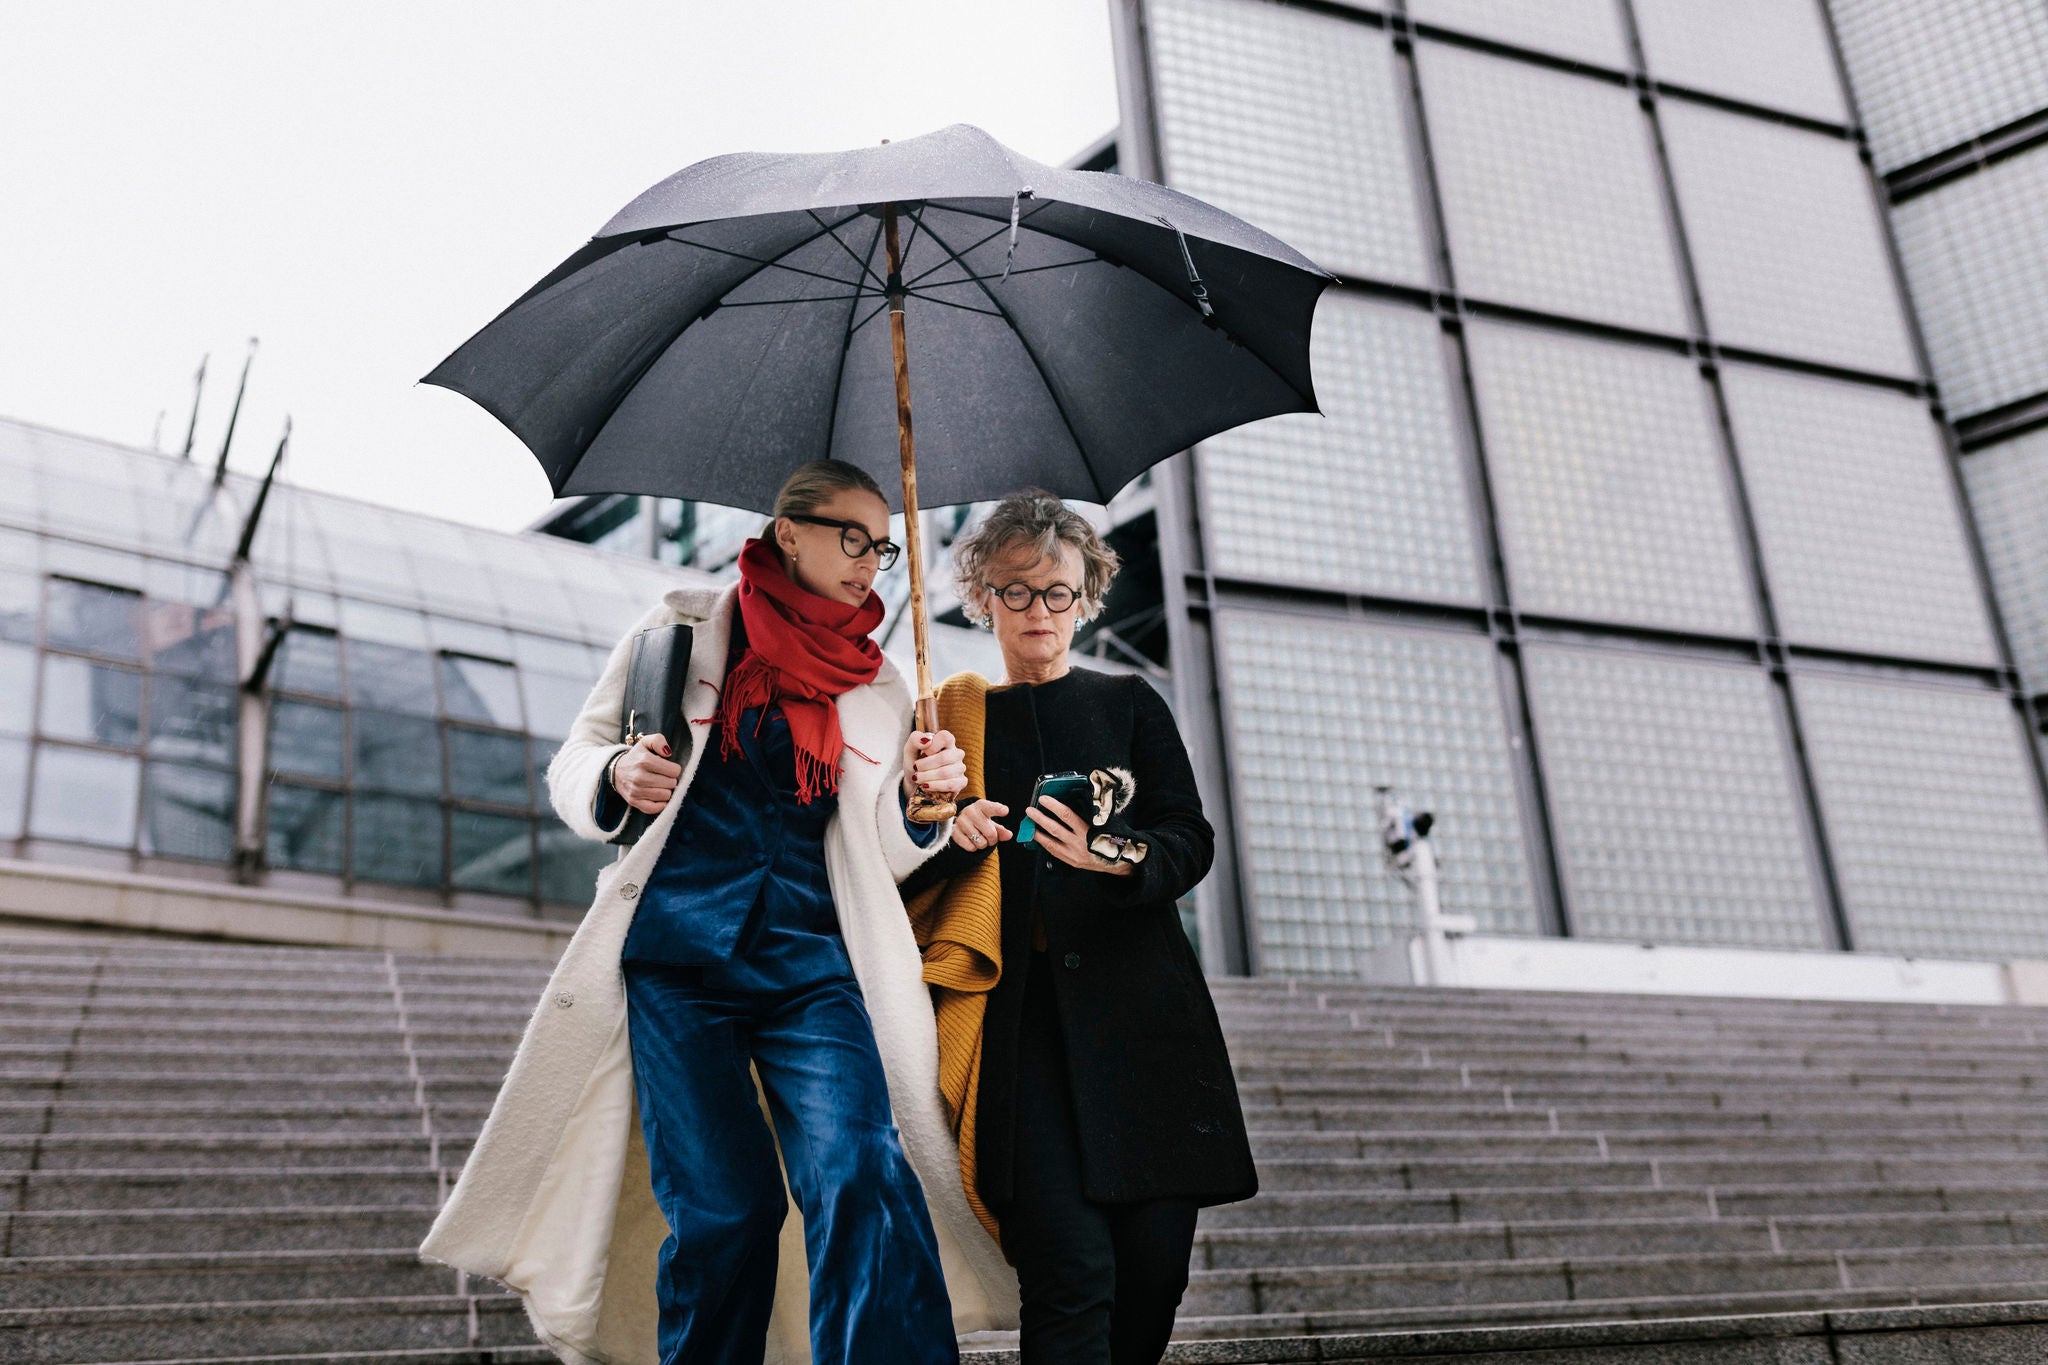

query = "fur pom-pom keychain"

[{"left": 1088, "top": 767, "right": 1137, "bottom": 826}]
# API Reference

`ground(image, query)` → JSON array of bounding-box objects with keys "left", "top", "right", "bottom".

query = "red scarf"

[{"left": 717, "top": 537, "right": 885, "bottom": 804}]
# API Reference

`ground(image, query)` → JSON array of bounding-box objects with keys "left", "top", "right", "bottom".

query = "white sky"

[{"left": 0, "top": 1, "right": 1121, "bottom": 533}]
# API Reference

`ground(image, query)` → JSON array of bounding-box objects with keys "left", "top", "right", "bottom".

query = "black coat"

[{"left": 904, "top": 666, "right": 1257, "bottom": 1208}]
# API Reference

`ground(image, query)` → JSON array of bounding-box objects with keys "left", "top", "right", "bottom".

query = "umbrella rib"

[
  {"left": 914, "top": 258, "right": 1104, "bottom": 287},
  {"left": 708, "top": 293, "right": 868, "bottom": 307},
  {"left": 914, "top": 215, "right": 1101, "bottom": 500},
  {"left": 806, "top": 210, "right": 889, "bottom": 290},
  {"left": 902, "top": 202, "right": 1057, "bottom": 289},
  {"left": 820, "top": 216, "right": 886, "bottom": 464},
  {"left": 663, "top": 232, "right": 872, "bottom": 292},
  {"left": 899, "top": 291, "right": 1005, "bottom": 319}
]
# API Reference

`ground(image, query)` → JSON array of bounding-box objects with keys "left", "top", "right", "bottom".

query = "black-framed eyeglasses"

[
  {"left": 992, "top": 582, "right": 1081, "bottom": 614},
  {"left": 787, "top": 515, "right": 901, "bottom": 570}
]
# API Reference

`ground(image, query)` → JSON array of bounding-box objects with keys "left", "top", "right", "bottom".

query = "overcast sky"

[{"left": 0, "top": 2, "right": 1121, "bottom": 532}]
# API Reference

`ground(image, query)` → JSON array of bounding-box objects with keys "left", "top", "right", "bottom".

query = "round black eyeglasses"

[
  {"left": 787, "top": 515, "right": 902, "bottom": 570},
  {"left": 993, "top": 582, "right": 1080, "bottom": 613}
]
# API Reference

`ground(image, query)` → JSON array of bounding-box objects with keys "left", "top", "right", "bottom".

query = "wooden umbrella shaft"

[{"left": 884, "top": 201, "right": 955, "bottom": 823}]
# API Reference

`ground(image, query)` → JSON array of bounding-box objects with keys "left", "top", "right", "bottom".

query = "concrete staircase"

[{"left": 3, "top": 934, "right": 2048, "bottom": 1362}]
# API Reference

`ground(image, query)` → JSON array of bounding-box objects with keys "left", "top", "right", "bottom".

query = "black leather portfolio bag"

[{"left": 608, "top": 622, "right": 695, "bottom": 846}]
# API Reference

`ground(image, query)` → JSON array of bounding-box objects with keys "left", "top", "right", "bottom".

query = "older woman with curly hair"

[{"left": 903, "top": 492, "right": 1255, "bottom": 1365}]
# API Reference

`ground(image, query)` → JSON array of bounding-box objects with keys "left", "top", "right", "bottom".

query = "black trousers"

[{"left": 994, "top": 953, "right": 1199, "bottom": 1365}]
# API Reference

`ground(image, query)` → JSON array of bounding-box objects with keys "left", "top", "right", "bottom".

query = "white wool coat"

[{"left": 419, "top": 582, "right": 1020, "bottom": 1365}]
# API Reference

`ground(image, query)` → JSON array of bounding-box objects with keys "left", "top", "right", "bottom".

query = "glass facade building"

[
  {"left": 1102, "top": 0, "right": 2048, "bottom": 974},
  {"left": 0, "top": 417, "right": 710, "bottom": 920}
]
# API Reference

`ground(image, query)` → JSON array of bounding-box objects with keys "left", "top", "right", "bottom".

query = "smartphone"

[{"left": 1016, "top": 771, "right": 1093, "bottom": 845}]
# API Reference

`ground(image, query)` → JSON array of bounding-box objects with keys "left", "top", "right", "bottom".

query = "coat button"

[
  {"left": 619, "top": 882, "right": 640, "bottom": 900},
  {"left": 1063, "top": 952, "right": 1081, "bottom": 970},
  {"left": 555, "top": 992, "right": 574, "bottom": 1009}
]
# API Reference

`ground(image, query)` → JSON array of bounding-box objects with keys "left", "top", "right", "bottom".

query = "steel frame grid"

[{"left": 1110, "top": 0, "right": 2048, "bottom": 974}]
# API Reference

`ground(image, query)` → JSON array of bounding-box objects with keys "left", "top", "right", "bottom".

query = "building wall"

[
  {"left": 0, "top": 417, "right": 709, "bottom": 921},
  {"left": 1110, "top": 0, "right": 2048, "bottom": 974}
]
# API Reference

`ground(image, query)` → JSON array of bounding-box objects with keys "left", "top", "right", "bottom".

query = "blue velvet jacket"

[{"left": 601, "top": 695, "right": 931, "bottom": 974}]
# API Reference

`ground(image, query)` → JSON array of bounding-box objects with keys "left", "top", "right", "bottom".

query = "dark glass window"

[
  {"left": 0, "top": 737, "right": 25, "bottom": 838},
  {"left": 45, "top": 579, "right": 142, "bottom": 660},
  {"left": 347, "top": 640, "right": 438, "bottom": 716},
  {"left": 538, "top": 825, "right": 612, "bottom": 904},
  {"left": 39, "top": 656, "right": 143, "bottom": 748},
  {"left": 142, "top": 763, "right": 236, "bottom": 862},
  {"left": 144, "top": 601, "right": 238, "bottom": 680},
  {"left": 352, "top": 792, "right": 443, "bottom": 887},
  {"left": 440, "top": 654, "right": 523, "bottom": 727},
  {"left": 29, "top": 746, "right": 140, "bottom": 845},
  {"left": 529, "top": 738, "right": 560, "bottom": 812},
  {"left": 0, "top": 569, "right": 38, "bottom": 645},
  {"left": 447, "top": 726, "right": 529, "bottom": 806},
  {"left": 451, "top": 810, "right": 534, "bottom": 896},
  {"left": 269, "top": 699, "right": 345, "bottom": 780},
  {"left": 0, "top": 641, "right": 33, "bottom": 735},
  {"left": 352, "top": 711, "right": 441, "bottom": 796},
  {"left": 266, "top": 781, "right": 344, "bottom": 873},
  {"left": 274, "top": 627, "right": 343, "bottom": 697},
  {"left": 148, "top": 676, "right": 238, "bottom": 768}
]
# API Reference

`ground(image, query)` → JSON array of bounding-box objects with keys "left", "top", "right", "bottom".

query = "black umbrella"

[{"left": 426, "top": 122, "right": 1330, "bottom": 817}]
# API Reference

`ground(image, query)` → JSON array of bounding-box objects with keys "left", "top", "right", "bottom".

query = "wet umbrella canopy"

[
  {"left": 426, "top": 123, "right": 1330, "bottom": 512},
  {"left": 426, "top": 123, "right": 1330, "bottom": 817}
]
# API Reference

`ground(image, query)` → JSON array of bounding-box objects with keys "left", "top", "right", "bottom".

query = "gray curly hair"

[{"left": 952, "top": 491, "right": 1121, "bottom": 626}]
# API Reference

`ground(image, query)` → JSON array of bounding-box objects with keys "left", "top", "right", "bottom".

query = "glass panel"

[
  {"left": 1214, "top": 610, "right": 1539, "bottom": 974},
  {"left": 440, "top": 654, "right": 524, "bottom": 727},
  {"left": 269, "top": 699, "right": 346, "bottom": 780},
  {"left": 141, "top": 599, "right": 237, "bottom": 680},
  {"left": 1891, "top": 148, "right": 2048, "bottom": 420},
  {"left": 0, "top": 568, "right": 38, "bottom": 644},
  {"left": 1418, "top": 42, "right": 1690, "bottom": 334},
  {"left": 351, "top": 792, "right": 444, "bottom": 887},
  {"left": 1961, "top": 430, "right": 2048, "bottom": 694},
  {"left": 1407, "top": 0, "right": 1628, "bottom": 68},
  {"left": 345, "top": 640, "right": 438, "bottom": 716},
  {"left": 1199, "top": 294, "right": 1481, "bottom": 601},
  {"left": 141, "top": 762, "right": 236, "bottom": 862},
  {"left": 39, "top": 656, "right": 143, "bottom": 748},
  {"left": 530, "top": 737, "right": 560, "bottom": 812},
  {"left": 352, "top": 711, "right": 442, "bottom": 796},
  {"left": 1795, "top": 671, "right": 2048, "bottom": 959},
  {"left": 512, "top": 631, "right": 599, "bottom": 675},
  {"left": 427, "top": 614, "right": 513, "bottom": 658},
  {"left": 0, "top": 641, "right": 33, "bottom": 735},
  {"left": 1464, "top": 321, "right": 1754, "bottom": 634},
  {"left": 1658, "top": 103, "right": 1916, "bottom": 377},
  {"left": 338, "top": 597, "right": 429, "bottom": 648},
  {"left": 1523, "top": 644, "right": 1825, "bottom": 948},
  {"left": 147, "top": 675, "right": 238, "bottom": 768},
  {"left": 1828, "top": 0, "right": 2048, "bottom": 170},
  {"left": 45, "top": 542, "right": 146, "bottom": 589},
  {"left": 1719, "top": 364, "right": 1997, "bottom": 665},
  {"left": 521, "top": 670, "right": 596, "bottom": 739},
  {"left": 451, "top": 809, "right": 535, "bottom": 896},
  {"left": 1632, "top": 0, "right": 1847, "bottom": 122},
  {"left": 1147, "top": 0, "right": 1429, "bottom": 284},
  {"left": 266, "top": 782, "right": 344, "bottom": 874},
  {"left": 538, "top": 824, "right": 614, "bottom": 905},
  {"left": 44, "top": 579, "right": 142, "bottom": 660},
  {"left": 447, "top": 726, "right": 530, "bottom": 806},
  {"left": 142, "top": 559, "right": 230, "bottom": 609},
  {"left": 29, "top": 746, "right": 140, "bottom": 845},
  {"left": 0, "top": 737, "right": 24, "bottom": 839},
  {"left": 274, "top": 627, "right": 343, "bottom": 697}
]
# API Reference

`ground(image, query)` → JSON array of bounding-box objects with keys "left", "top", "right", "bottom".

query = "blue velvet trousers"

[{"left": 622, "top": 960, "right": 959, "bottom": 1365}]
